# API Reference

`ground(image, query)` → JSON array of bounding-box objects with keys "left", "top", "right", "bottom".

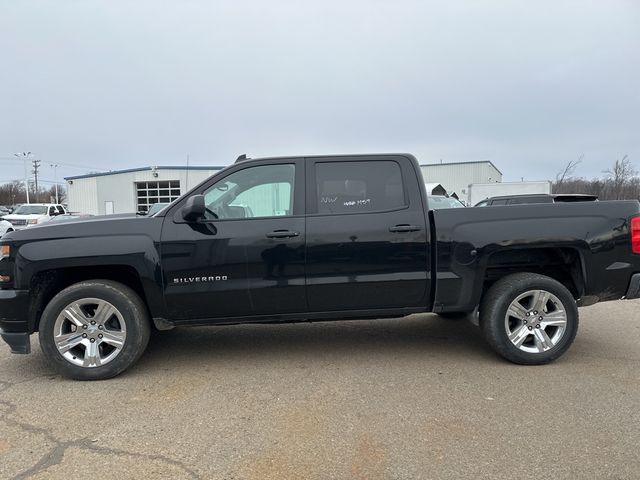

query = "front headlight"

[
  {"left": 27, "top": 219, "right": 38, "bottom": 225},
  {"left": 0, "top": 245, "right": 9, "bottom": 260}
]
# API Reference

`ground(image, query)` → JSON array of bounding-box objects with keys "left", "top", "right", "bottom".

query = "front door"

[{"left": 160, "top": 160, "right": 306, "bottom": 321}]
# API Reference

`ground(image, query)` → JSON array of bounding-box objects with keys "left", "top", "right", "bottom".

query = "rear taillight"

[{"left": 632, "top": 216, "right": 640, "bottom": 254}]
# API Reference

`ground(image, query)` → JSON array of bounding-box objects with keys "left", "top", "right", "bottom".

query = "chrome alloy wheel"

[
  {"left": 504, "top": 289, "right": 567, "bottom": 354},
  {"left": 53, "top": 298, "right": 127, "bottom": 367}
]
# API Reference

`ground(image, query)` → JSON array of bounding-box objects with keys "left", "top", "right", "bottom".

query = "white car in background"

[
  {"left": 2, "top": 203, "right": 67, "bottom": 230},
  {"left": 0, "top": 219, "right": 14, "bottom": 238}
]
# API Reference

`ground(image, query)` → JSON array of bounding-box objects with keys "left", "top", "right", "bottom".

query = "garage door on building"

[{"left": 136, "top": 180, "right": 181, "bottom": 213}]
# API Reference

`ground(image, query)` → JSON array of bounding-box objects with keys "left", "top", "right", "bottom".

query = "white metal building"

[
  {"left": 420, "top": 161, "right": 502, "bottom": 203},
  {"left": 65, "top": 166, "right": 224, "bottom": 215}
]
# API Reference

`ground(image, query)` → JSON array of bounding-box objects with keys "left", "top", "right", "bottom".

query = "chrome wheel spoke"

[
  {"left": 533, "top": 328, "right": 554, "bottom": 352},
  {"left": 541, "top": 311, "right": 567, "bottom": 328},
  {"left": 509, "top": 325, "right": 530, "bottom": 347},
  {"left": 100, "top": 330, "right": 125, "bottom": 348},
  {"left": 93, "top": 301, "right": 116, "bottom": 325},
  {"left": 507, "top": 302, "right": 528, "bottom": 321},
  {"left": 83, "top": 341, "right": 102, "bottom": 367},
  {"left": 54, "top": 332, "right": 84, "bottom": 353},
  {"left": 531, "top": 290, "right": 550, "bottom": 313},
  {"left": 63, "top": 304, "right": 88, "bottom": 327}
]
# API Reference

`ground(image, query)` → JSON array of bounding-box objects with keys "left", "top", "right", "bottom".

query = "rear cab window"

[{"left": 313, "top": 161, "right": 406, "bottom": 214}]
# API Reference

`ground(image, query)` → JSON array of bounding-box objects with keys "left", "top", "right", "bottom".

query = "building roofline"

[
  {"left": 64, "top": 165, "right": 225, "bottom": 181},
  {"left": 420, "top": 160, "right": 503, "bottom": 176}
]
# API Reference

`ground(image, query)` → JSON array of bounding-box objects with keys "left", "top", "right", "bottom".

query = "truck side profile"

[{"left": 1, "top": 154, "right": 640, "bottom": 380}]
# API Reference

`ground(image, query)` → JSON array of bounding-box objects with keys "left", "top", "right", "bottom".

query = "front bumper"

[
  {"left": 624, "top": 273, "right": 640, "bottom": 300},
  {"left": 0, "top": 289, "right": 31, "bottom": 353}
]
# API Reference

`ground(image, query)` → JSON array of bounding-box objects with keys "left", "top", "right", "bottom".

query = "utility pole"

[
  {"left": 31, "top": 158, "right": 41, "bottom": 202},
  {"left": 13, "top": 152, "right": 31, "bottom": 204},
  {"left": 50, "top": 164, "right": 60, "bottom": 203}
]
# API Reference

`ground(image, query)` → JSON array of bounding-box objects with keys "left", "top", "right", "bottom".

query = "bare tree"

[
  {"left": 605, "top": 155, "right": 636, "bottom": 200},
  {"left": 0, "top": 181, "right": 66, "bottom": 206},
  {"left": 0, "top": 181, "right": 27, "bottom": 206},
  {"left": 555, "top": 154, "right": 583, "bottom": 186}
]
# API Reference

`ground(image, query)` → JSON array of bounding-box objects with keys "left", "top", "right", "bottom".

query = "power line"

[
  {"left": 0, "top": 178, "right": 64, "bottom": 184},
  {"left": 0, "top": 157, "right": 108, "bottom": 172}
]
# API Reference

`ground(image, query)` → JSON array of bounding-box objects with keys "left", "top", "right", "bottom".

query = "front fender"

[{"left": 15, "top": 235, "right": 165, "bottom": 318}]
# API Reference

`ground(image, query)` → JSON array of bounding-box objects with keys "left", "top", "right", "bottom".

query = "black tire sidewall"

[
  {"left": 39, "top": 280, "right": 150, "bottom": 380},
  {"left": 480, "top": 273, "right": 579, "bottom": 364}
]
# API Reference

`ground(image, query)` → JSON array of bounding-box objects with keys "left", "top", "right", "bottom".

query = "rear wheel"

[
  {"left": 39, "top": 280, "right": 151, "bottom": 380},
  {"left": 480, "top": 273, "right": 578, "bottom": 364}
]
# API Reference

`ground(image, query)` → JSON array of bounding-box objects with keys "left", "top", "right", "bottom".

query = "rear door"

[{"left": 305, "top": 155, "right": 430, "bottom": 311}]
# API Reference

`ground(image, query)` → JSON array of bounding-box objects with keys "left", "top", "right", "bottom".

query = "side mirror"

[{"left": 181, "top": 195, "right": 206, "bottom": 222}]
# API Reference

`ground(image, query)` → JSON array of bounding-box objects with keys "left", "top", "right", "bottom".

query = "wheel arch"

[
  {"left": 478, "top": 246, "right": 586, "bottom": 304},
  {"left": 28, "top": 265, "right": 160, "bottom": 332}
]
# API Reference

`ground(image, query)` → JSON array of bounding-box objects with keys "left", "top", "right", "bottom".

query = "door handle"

[
  {"left": 389, "top": 224, "right": 421, "bottom": 233},
  {"left": 266, "top": 230, "right": 300, "bottom": 239}
]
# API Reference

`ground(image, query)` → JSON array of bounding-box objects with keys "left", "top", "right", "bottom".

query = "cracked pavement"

[{"left": 1, "top": 301, "right": 639, "bottom": 479}]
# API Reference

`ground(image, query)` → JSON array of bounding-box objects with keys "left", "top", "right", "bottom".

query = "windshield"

[
  {"left": 428, "top": 196, "right": 465, "bottom": 210},
  {"left": 13, "top": 205, "right": 48, "bottom": 215},
  {"left": 49, "top": 215, "right": 84, "bottom": 223},
  {"left": 147, "top": 203, "right": 170, "bottom": 216}
]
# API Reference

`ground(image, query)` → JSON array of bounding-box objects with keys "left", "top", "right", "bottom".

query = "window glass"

[
  {"left": 315, "top": 161, "right": 405, "bottom": 214},
  {"left": 14, "top": 205, "right": 48, "bottom": 215},
  {"left": 491, "top": 199, "right": 509, "bottom": 206},
  {"left": 203, "top": 164, "right": 295, "bottom": 220},
  {"left": 508, "top": 196, "right": 553, "bottom": 205},
  {"left": 56, "top": 206, "right": 65, "bottom": 214},
  {"left": 427, "top": 196, "right": 465, "bottom": 209},
  {"left": 48, "top": 206, "right": 56, "bottom": 215}
]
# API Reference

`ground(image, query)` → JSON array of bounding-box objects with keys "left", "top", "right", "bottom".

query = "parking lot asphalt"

[{"left": 1, "top": 300, "right": 639, "bottom": 480}]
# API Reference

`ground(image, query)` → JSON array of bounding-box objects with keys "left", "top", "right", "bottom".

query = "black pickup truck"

[{"left": 1, "top": 154, "right": 640, "bottom": 380}]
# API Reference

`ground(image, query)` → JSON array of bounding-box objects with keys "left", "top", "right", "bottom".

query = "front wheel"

[
  {"left": 480, "top": 273, "right": 579, "bottom": 365},
  {"left": 39, "top": 280, "right": 151, "bottom": 380}
]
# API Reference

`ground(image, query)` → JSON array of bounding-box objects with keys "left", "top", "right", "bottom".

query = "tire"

[
  {"left": 479, "top": 273, "right": 578, "bottom": 365},
  {"left": 39, "top": 280, "right": 151, "bottom": 380}
]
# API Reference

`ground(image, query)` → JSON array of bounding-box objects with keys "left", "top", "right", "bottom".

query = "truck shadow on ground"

[
  {"left": 0, "top": 314, "right": 496, "bottom": 380},
  {"left": 137, "top": 313, "right": 495, "bottom": 369}
]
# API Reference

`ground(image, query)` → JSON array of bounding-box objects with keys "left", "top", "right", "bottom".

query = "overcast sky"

[{"left": 1, "top": 0, "right": 638, "bottom": 186}]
